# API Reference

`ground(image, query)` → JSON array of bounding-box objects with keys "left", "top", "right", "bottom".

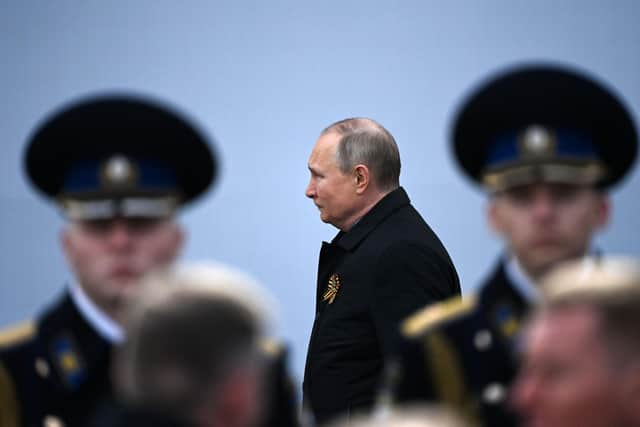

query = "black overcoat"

[{"left": 303, "top": 187, "right": 460, "bottom": 424}]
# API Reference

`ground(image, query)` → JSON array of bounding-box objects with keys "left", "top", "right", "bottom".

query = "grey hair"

[
  {"left": 322, "top": 118, "right": 401, "bottom": 191},
  {"left": 117, "top": 263, "right": 270, "bottom": 420},
  {"left": 540, "top": 256, "right": 640, "bottom": 367}
]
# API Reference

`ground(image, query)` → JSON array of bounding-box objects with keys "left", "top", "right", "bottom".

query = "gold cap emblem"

[
  {"left": 322, "top": 274, "right": 341, "bottom": 304},
  {"left": 101, "top": 154, "right": 137, "bottom": 187},
  {"left": 519, "top": 125, "right": 556, "bottom": 157}
]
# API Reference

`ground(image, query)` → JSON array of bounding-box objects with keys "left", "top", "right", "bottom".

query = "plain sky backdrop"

[{"left": 1, "top": 1, "right": 639, "bottom": 394}]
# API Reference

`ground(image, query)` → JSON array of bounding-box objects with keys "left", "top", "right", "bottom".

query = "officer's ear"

[
  {"left": 487, "top": 197, "right": 505, "bottom": 234},
  {"left": 353, "top": 164, "right": 370, "bottom": 194},
  {"left": 593, "top": 193, "right": 611, "bottom": 229},
  {"left": 170, "top": 223, "right": 185, "bottom": 260},
  {"left": 60, "top": 225, "right": 76, "bottom": 265}
]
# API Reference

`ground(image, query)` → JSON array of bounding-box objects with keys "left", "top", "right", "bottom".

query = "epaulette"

[
  {"left": 259, "top": 338, "right": 284, "bottom": 357},
  {"left": 0, "top": 320, "right": 36, "bottom": 349},
  {"left": 401, "top": 295, "right": 477, "bottom": 338}
]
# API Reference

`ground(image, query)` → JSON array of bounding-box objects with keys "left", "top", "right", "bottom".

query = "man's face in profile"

[{"left": 305, "top": 132, "right": 360, "bottom": 231}]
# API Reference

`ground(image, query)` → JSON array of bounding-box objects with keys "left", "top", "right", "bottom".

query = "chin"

[{"left": 525, "top": 247, "right": 571, "bottom": 270}]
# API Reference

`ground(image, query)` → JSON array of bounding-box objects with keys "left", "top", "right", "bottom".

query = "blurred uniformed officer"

[
  {"left": 391, "top": 64, "right": 638, "bottom": 426},
  {"left": 452, "top": 64, "right": 637, "bottom": 347},
  {"left": 513, "top": 256, "right": 640, "bottom": 427},
  {"left": 0, "top": 94, "right": 217, "bottom": 427}
]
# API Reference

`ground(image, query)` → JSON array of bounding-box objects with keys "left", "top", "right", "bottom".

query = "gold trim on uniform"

[
  {"left": 0, "top": 321, "right": 35, "bottom": 349},
  {"left": 401, "top": 296, "right": 476, "bottom": 338},
  {"left": 483, "top": 161, "right": 606, "bottom": 192},
  {"left": 424, "top": 332, "right": 478, "bottom": 422},
  {"left": 0, "top": 361, "right": 20, "bottom": 427}
]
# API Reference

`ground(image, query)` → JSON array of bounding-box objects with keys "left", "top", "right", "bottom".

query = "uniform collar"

[
  {"left": 69, "top": 280, "right": 124, "bottom": 344},
  {"left": 504, "top": 255, "right": 540, "bottom": 303},
  {"left": 333, "top": 187, "right": 410, "bottom": 251},
  {"left": 504, "top": 248, "right": 600, "bottom": 304}
]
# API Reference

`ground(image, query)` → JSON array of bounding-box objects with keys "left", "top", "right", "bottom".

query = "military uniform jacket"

[
  {"left": 392, "top": 259, "right": 528, "bottom": 427},
  {"left": 0, "top": 292, "right": 113, "bottom": 427},
  {"left": 478, "top": 260, "right": 530, "bottom": 350},
  {"left": 303, "top": 187, "right": 460, "bottom": 425}
]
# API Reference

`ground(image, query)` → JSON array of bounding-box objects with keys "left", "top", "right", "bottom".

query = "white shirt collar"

[
  {"left": 505, "top": 249, "right": 599, "bottom": 304},
  {"left": 505, "top": 255, "right": 540, "bottom": 303},
  {"left": 69, "top": 280, "right": 124, "bottom": 344}
]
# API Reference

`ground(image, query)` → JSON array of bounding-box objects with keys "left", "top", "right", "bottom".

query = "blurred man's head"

[
  {"left": 488, "top": 183, "right": 608, "bottom": 279},
  {"left": 62, "top": 217, "right": 184, "bottom": 318},
  {"left": 305, "top": 118, "right": 400, "bottom": 231},
  {"left": 116, "top": 263, "right": 272, "bottom": 427},
  {"left": 451, "top": 64, "right": 637, "bottom": 279},
  {"left": 512, "top": 257, "right": 640, "bottom": 427},
  {"left": 25, "top": 95, "right": 217, "bottom": 318}
]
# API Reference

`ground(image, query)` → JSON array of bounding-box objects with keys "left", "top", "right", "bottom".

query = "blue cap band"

[
  {"left": 62, "top": 157, "right": 177, "bottom": 194},
  {"left": 486, "top": 128, "right": 599, "bottom": 169}
]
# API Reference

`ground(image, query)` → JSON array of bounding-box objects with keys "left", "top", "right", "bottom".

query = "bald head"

[
  {"left": 322, "top": 118, "right": 401, "bottom": 192},
  {"left": 539, "top": 256, "right": 640, "bottom": 365}
]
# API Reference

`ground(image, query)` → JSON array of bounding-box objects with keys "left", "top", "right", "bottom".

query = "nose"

[
  {"left": 530, "top": 192, "right": 555, "bottom": 222},
  {"left": 106, "top": 220, "right": 134, "bottom": 249},
  {"left": 305, "top": 179, "right": 316, "bottom": 199}
]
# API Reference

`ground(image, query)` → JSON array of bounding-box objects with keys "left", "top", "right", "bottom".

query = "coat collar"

[{"left": 332, "top": 187, "right": 410, "bottom": 251}]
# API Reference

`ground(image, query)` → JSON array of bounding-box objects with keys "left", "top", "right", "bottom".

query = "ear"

[
  {"left": 353, "top": 164, "right": 370, "bottom": 194},
  {"left": 487, "top": 197, "right": 503, "bottom": 233},
  {"left": 171, "top": 224, "right": 185, "bottom": 258},
  {"left": 60, "top": 226, "right": 74, "bottom": 265},
  {"left": 594, "top": 193, "right": 611, "bottom": 229}
]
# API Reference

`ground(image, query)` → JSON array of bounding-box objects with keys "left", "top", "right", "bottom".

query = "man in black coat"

[{"left": 303, "top": 118, "right": 461, "bottom": 425}]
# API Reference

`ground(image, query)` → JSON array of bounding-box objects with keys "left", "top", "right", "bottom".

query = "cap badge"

[
  {"left": 101, "top": 154, "right": 137, "bottom": 187},
  {"left": 519, "top": 125, "right": 556, "bottom": 157},
  {"left": 322, "top": 273, "right": 341, "bottom": 304}
]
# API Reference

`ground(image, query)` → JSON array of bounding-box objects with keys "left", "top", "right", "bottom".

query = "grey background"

[{"left": 1, "top": 1, "right": 639, "bottom": 393}]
